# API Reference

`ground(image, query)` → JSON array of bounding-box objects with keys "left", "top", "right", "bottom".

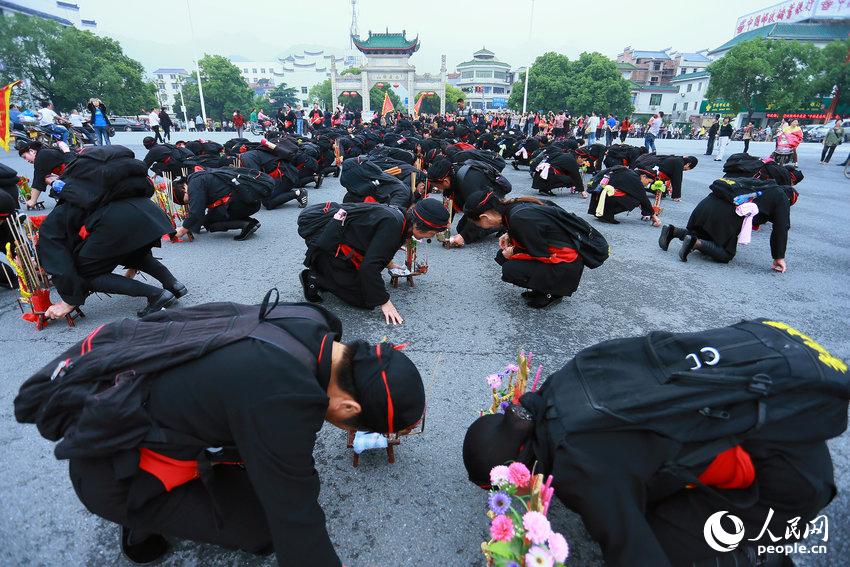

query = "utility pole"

[
  {"left": 186, "top": 0, "right": 207, "bottom": 125},
  {"left": 522, "top": 0, "right": 535, "bottom": 114}
]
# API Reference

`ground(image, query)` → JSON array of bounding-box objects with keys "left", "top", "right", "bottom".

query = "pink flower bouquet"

[{"left": 481, "top": 462, "right": 568, "bottom": 566}]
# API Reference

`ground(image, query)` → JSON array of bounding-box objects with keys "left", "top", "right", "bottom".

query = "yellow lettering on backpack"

[{"left": 762, "top": 321, "right": 848, "bottom": 374}]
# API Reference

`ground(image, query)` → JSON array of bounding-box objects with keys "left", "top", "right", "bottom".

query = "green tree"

[
  {"left": 181, "top": 54, "right": 254, "bottom": 121},
  {"left": 0, "top": 13, "right": 156, "bottom": 114},
  {"left": 811, "top": 39, "right": 850, "bottom": 110},
  {"left": 266, "top": 83, "right": 298, "bottom": 106},
  {"left": 370, "top": 84, "right": 403, "bottom": 114},
  {"left": 564, "top": 52, "right": 633, "bottom": 117},
  {"left": 706, "top": 38, "right": 819, "bottom": 119},
  {"left": 308, "top": 79, "right": 332, "bottom": 109},
  {"left": 507, "top": 51, "right": 633, "bottom": 116}
]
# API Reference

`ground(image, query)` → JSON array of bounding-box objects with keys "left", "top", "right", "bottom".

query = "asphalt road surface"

[{"left": 1, "top": 133, "right": 847, "bottom": 567}]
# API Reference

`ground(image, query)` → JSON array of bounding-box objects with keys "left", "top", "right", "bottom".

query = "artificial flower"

[
  {"left": 489, "top": 514, "right": 514, "bottom": 542},
  {"left": 522, "top": 511, "right": 552, "bottom": 545},
  {"left": 488, "top": 491, "right": 511, "bottom": 515},
  {"left": 489, "top": 465, "right": 510, "bottom": 487},
  {"left": 525, "top": 545, "right": 554, "bottom": 567},
  {"left": 505, "top": 363, "right": 519, "bottom": 373},
  {"left": 547, "top": 532, "right": 570, "bottom": 563},
  {"left": 508, "top": 462, "right": 531, "bottom": 488},
  {"left": 486, "top": 373, "right": 503, "bottom": 389}
]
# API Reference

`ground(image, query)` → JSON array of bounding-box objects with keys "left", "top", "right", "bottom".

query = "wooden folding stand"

[{"left": 346, "top": 431, "right": 401, "bottom": 467}]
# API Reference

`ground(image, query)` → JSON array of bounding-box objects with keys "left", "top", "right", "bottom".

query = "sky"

[{"left": 82, "top": 0, "right": 779, "bottom": 74}]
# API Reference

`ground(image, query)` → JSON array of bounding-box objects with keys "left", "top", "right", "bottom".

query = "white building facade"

[
  {"left": 0, "top": 0, "right": 97, "bottom": 28},
  {"left": 151, "top": 68, "right": 189, "bottom": 120},
  {"left": 455, "top": 48, "right": 512, "bottom": 111}
]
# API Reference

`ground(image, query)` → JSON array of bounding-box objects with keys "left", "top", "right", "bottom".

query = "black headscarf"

[
  {"left": 410, "top": 198, "right": 450, "bottom": 231},
  {"left": 350, "top": 341, "right": 425, "bottom": 434},
  {"left": 462, "top": 405, "right": 535, "bottom": 487},
  {"left": 427, "top": 157, "right": 453, "bottom": 181}
]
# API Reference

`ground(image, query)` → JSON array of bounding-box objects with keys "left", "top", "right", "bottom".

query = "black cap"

[
  {"left": 351, "top": 341, "right": 424, "bottom": 434},
  {"left": 462, "top": 405, "right": 534, "bottom": 487},
  {"left": 427, "top": 157, "right": 452, "bottom": 181},
  {"left": 411, "top": 198, "right": 449, "bottom": 231}
]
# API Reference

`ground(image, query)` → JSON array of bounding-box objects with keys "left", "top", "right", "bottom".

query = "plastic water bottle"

[{"left": 52, "top": 179, "right": 65, "bottom": 194}]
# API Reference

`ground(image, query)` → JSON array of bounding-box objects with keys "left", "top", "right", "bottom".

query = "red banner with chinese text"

[{"left": 0, "top": 81, "right": 22, "bottom": 152}]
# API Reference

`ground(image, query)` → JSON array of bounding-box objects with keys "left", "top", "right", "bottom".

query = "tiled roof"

[
  {"left": 679, "top": 52, "right": 711, "bottom": 62},
  {"left": 616, "top": 61, "right": 638, "bottom": 70},
  {"left": 671, "top": 70, "right": 710, "bottom": 81},
  {"left": 456, "top": 59, "right": 511, "bottom": 68},
  {"left": 352, "top": 31, "right": 419, "bottom": 53},
  {"left": 0, "top": 0, "right": 73, "bottom": 25},
  {"left": 709, "top": 23, "right": 850, "bottom": 54},
  {"left": 153, "top": 68, "right": 189, "bottom": 75},
  {"left": 632, "top": 50, "right": 671, "bottom": 60}
]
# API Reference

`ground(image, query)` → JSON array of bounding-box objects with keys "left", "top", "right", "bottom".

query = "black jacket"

[
  {"left": 32, "top": 148, "right": 73, "bottom": 191},
  {"left": 708, "top": 122, "right": 719, "bottom": 138},
  {"left": 307, "top": 203, "right": 408, "bottom": 308},
  {"left": 719, "top": 124, "right": 733, "bottom": 137},
  {"left": 86, "top": 103, "right": 111, "bottom": 127},
  {"left": 38, "top": 198, "right": 172, "bottom": 304},
  {"left": 606, "top": 167, "right": 654, "bottom": 216},
  {"left": 143, "top": 315, "right": 343, "bottom": 566},
  {"left": 183, "top": 172, "right": 234, "bottom": 233},
  {"left": 159, "top": 110, "right": 173, "bottom": 128},
  {"left": 687, "top": 187, "right": 791, "bottom": 258}
]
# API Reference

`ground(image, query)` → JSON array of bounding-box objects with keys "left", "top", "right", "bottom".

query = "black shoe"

[
  {"left": 121, "top": 526, "right": 168, "bottom": 565},
  {"left": 314, "top": 174, "right": 324, "bottom": 189},
  {"left": 233, "top": 219, "right": 260, "bottom": 241},
  {"left": 527, "top": 293, "right": 563, "bottom": 309},
  {"left": 512, "top": 161, "right": 519, "bottom": 170},
  {"left": 537, "top": 189, "right": 556, "bottom": 197},
  {"left": 300, "top": 269, "right": 322, "bottom": 303},
  {"left": 166, "top": 281, "right": 188, "bottom": 299},
  {"left": 332, "top": 169, "right": 340, "bottom": 177},
  {"left": 679, "top": 235, "right": 697, "bottom": 262},
  {"left": 137, "top": 290, "right": 177, "bottom": 318},
  {"left": 596, "top": 216, "right": 620, "bottom": 225},
  {"left": 295, "top": 189, "right": 308, "bottom": 208},
  {"left": 658, "top": 224, "right": 675, "bottom": 251},
  {"left": 521, "top": 290, "right": 543, "bottom": 299}
]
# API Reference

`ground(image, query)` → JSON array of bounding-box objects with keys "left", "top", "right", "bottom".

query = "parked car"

[
  {"left": 109, "top": 117, "right": 148, "bottom": 132},
  {"left": 804, "top": 125, "right": 830, "bottom": 143}
]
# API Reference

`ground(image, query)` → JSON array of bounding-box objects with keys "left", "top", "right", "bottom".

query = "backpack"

[
  {"left": 14, "top": 290, "right": 342, "bottom": 459},
  {"left": 58, "top": 146, "right": 153, "bottom": 211},
  {"left": 709, "top": 177, "right": 779, "bottom": 204},
  {"left": 722, "top": 153, "right": 763, "bottom": 178},
  {"left": 534, "top": 202, "right": 609, "bottom": 268},
  {"left": 200, "top": 167, "right": 276, "bottom": 209},
  {"left": 297, "top": 201, "right": 405, "bottom": 252},
  {"left": 457, "top": 159, "right": 512, "bottom": 197},
  {"left": 537, "top": 318, "right": 849, "bottom": 476}
]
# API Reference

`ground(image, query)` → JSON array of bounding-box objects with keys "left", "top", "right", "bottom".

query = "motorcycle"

[{"left": 249, "top": 119, "right": 275, "bottom": 136}]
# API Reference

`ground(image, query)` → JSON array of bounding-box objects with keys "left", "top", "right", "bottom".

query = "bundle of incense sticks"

[{"left": 3, "top": 214, "right": 49, "bottom": 309}]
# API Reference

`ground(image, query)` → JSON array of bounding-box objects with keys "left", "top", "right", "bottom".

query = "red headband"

[
  {"left": 413, "top": 208, "right": 448, "bottom": 230},
  {"left": 375, "top": 344, "right": 396, "bottom": 434}
]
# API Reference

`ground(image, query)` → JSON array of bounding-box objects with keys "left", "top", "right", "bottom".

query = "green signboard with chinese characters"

[{"left": 699, "top": 100, "right": 738, "bottom": 114}]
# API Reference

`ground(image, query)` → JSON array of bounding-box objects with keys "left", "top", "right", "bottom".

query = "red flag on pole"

[
  {"left": 381, "top": 91, "right": 394, "bottom": 117},
  {"left": 413, "top": 93, "right": 424, "bottom": 119},
  {"left": 0, "top": 80, "right": 22, "bottom": 152}
]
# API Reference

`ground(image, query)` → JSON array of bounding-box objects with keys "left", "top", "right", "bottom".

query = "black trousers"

[
  {"left": 162, "top": 125, "right": 171, "bottom": 141},
  {"left": 152, "top": 126, "right": 164, "bottom": 144},
  {"left": 69, "top": 457, "right": 272, "bottom": 555},
  {"left": 587, "top": 192, "right": 633, "bottom": 221},
  {"left": 705, "top": 136, "right": 716, "bottom": 155},
  {"left": 310, "top": 252, "right": 371, "bottom": 308},
  {"left": 743, "top": 139, "right": 750, "bottom": 154},
  {"left": 498, "top": 252, "right": 584, "bottom": 297},
  {"left": 619, "top": 131, "right": 627, "bottom": 142},
  {"left": 821, "top": 145, "right": 837, "bottom": 163}
]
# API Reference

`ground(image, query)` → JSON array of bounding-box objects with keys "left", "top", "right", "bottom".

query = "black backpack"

[
  {"left": 536, "top": 318, "right": 849, "bottom": 474},
  {"left": 14, "top": 291, "right": 341, "bottom": 460},
  {"left": 458, "top": 159, "right": 512, "bottom": 197},
  {"left": 199, "top": 167, "right": 276, "bottom": 209},
  {"left": 58, "top": 146, "right": 153, "bottom": 211},
  {"left": 537, "top": 202, "right": 609, "bottom": 269},
  {"left": 709, "top": 177, "right": 779, "bottom": 204},
  {"left": 298, "top": 201, "right": 405, "bottom": 252},
  {"left": 723, "top": 153, "right": 764, "bottom": 178}
]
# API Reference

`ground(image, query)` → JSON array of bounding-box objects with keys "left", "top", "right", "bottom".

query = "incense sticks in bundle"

[{"left": 4, "top": 215, "right": 49, "bottom": 302}]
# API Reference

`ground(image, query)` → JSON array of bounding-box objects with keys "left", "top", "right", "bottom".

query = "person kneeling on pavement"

[
  {"left": 15, "top": 292, "right": 426, "bottom": 566},
  {"left": 658, "top": 178, "right": 796, "bottom": 272},
  {"left": 464, "top": 318, "right": 846, "bottom": 567},
  {"left": 463, "top": 191, "right": 608, "bottom": 308},
  {"left": 173, "top": 167, "right": 275, "bottom": 241},
  {"left": 37, "top": 146, "right": 186, "bottom": 319},
  {"left": 298, "top": 199, "right": 449, "bottom": 325},
  {"left": 586, "top": 165, "right": 660, "bottom": 226}
]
